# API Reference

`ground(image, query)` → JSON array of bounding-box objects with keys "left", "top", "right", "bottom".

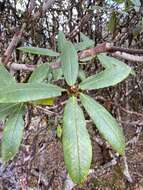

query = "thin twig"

[
  {"left": 96, "top": 96, "right": 143, "bottom": 118},
  {"left": 123, "top": 155, "right": 133, "bottom": 183},
  {"left": 119, "top": 120, "right": 143, "bottom": 126},
  {"left": 119, "top": 106, "right": 143, "bottom": 118},
  {"left": 126, "top": 127, "right": 142, "bottom": 146},
  {"left": 34, "top": 105, "right": 58, "bottom": 115}
]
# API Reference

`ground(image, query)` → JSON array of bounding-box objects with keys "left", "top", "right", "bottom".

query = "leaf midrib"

[
  {"left": 8, "top": 104, "right": 23, "bottom": 152},
  {"left": 0, "top": 103, "right": 19, "bottom": 112},
  {"left": 73, "top": 100, "right": 81, "bottom": 181},
  {"left": 80, "top": 66, "right": 130, "bottom": 88},
  {"left": 84, "top": 96, "right": 124, "bottom": 147},
  {"left": 0, "top": 86, "right": 61, "bottom": 94}
]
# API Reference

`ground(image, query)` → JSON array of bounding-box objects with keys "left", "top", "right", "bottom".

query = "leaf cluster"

[{"left": 0, "top": 32, "right": 133, "bottom": 184}]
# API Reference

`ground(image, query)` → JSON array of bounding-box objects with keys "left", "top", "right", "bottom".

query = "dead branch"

[
  {"left": 7, "top": 42, "right": 143, "bottom": 71},
  {"left": 2, "top": 0, "right": 58, "bottom": 66},
  {"left": 3, "top": 23, "right": 26, "bottom": 65},
  {"left": 10, "top": 63, "right": 36, "bottom": 71},
  {"left": 112, "top": 51, "right": 143, "bottom": 62}
]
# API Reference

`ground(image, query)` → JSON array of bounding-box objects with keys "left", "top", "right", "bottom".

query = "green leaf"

[
  {"left": 98, "top": 53, "right": 135, "bottom": 75},
  {"left": 108, "top": 11, "right": 118, "bottom": 33},
  {"left": 78, "top": 68, "right": 86, "bottom": 81},
  {"left": 2, "top": 104, "right": 25, "bottom": 162},
  {"left": 63, "top": 96, "right": 92, "bottom": 184},
  {"left": 113, "top": 0, "right": 124, "bottom": 3},
  {"left": 0, "top": 64, "right": 20, "bottom": 121},
  {"left": 18, "top": 47, "right": 59, "bottom": 57},
  {"left": 97, "top": 53, "right": 130, "bottom": 69},
  {"left": 75, "top": 33, "right": 94, "bottom": 51},
  {"left": 74, "top": 42, "right": 89, "bottom": 52},
  {"left": 52, "top": 67, "right": 63, "bottom": 80},
  {"left": 56, "top": 124, "right": 62, "bottom": 139},
  {"left": 79, "top": 61, "right": 131, "bottom": 90},
  {"left": 80, "top": 33, "right": 94, "bottom": 43},
  {"left": 0, "top": 64, "right": 16, "bottom": 85},
  {"left": 0, "top": 103, "right": 19, "bottom": 120},
  {"left": 125, "top": 0, "right": 133, "bottom": 11},
  {"left": 80, "top": 93, "right": 125, "bottom": 155},
  {"left": 0, "top": 83, "right": 64, "bottom": 103},
  {"left": 31, "top": 98, "right": 55, "bottom": 105},
  {"left": 28, "top": 63, "right": 49, "bottom": 83},
  {"left": 57, "top": 31, "right": 66, "bottom": 52},
  {"left": 61, "top": 41, "right": 79, "bottom": 86}
]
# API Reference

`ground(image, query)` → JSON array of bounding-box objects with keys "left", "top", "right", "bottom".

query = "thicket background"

[{"left": 0, "top": 0, "right": 143, "bottom": 189}]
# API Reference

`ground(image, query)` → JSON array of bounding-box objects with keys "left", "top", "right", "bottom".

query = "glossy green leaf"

[
  {"left": 75, "top": 42, "right": 93, "bottom": 52},
  {"left": 79, "top": 63, "right": 131, "bottom": 90},
  {"left": 61, "top": 41, "right": 79, "bottom": 86},
  {"left": 80, "top": 33, "right": 94, "bottom": 43},
  {"left": 75, "top": 33, "right": 94, "bottom": 51},
  {"left": 57, "top": 31, "right": 66, "bottom": 52},
  {"left": 0, "top": 64, "right": 16, "bottom": 85},
  {"left": 2, "top": 105, "right": 24, "bottom": 162},
  {"left": 80, "top": 93, "right": 125, "bottom": 155},
  {"left": 0, "top": 83, "right": 64, "bottom": 103},
  {"left": 63, "top": 96, "right": 92, "bottom": 184},
  {"left": 97, "top": 53, "right": 130, "bottom": 69},
  {"left": 0, "top": 64, "right": 21, "bottom": 121},
  {"left": 78, "top": 68, "right": 86, "bottom": 81},
  {"left": 52, "top": 67, "right": 63, "bottom": 80},
  {"left": 18, "top": 46, "right": 59, "bottom": 57},
  {"left": 28, "top": 63, "right": 49, "bottom": 83},
  {"left": 98, "top": 53, "right": 135, "bottom": 75},
  {"left": 0, "top": 103, "right": 19, "bottom": 120}
]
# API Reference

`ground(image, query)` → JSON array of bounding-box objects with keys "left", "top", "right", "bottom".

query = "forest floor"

[{"left": 0, "top": 109, "right": 143, "bottom": 190}]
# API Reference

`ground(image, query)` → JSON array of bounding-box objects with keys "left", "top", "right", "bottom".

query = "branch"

[
  {"left": 60, "top": 42, "right": 143, "bottom": 63},
  {"left": 78, "top": 43, "right": 107, "bottom": 59},
  {"left": 3, "top": 23, "right": 26, "bottom": 65},
  {"left": 108, "top": 45, "right": 143, "bottom": 55},
  {"left": 68, "top": 13, "right": 92, "bottom": 39},
  {"left": 10, "top": 63, "right": 36, "bottom": 71},
  {"left": 50, "top": 43, "right": 108, "bottom": 69},
  {"left": 2, "top": 0, "right": 58, "bottom": 65},
  {"left": 111, "top": 51, "right": 143, "bottom": 62},
  {"left": 6, "top": 42, "right": 143, "bottom": 71}
]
